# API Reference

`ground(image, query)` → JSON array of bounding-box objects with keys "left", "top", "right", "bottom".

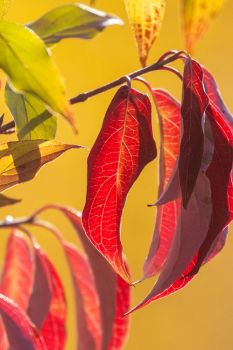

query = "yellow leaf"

[
  {"left": 125, "top": 0, "right": 166, "bottom": 67},
  {"left": 0, "top": 0, "right": 11, "bottom": 19},
  {"left": 182, "top": 0, "right": 225, "bottom": 53},
  {"left": 0, "top": 140, "right": 81, "bottom": 192}
]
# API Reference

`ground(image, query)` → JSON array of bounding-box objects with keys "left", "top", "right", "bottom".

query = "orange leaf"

[{"left": 125, "top": 0, "right": 166, "bottom": 66}]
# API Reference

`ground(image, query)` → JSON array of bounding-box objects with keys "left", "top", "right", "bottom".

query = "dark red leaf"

[
  {"left": 40, "top": 255, "right": 67, "bottom": 350},
  {"left": 129, "top": 171, "right": 212, "bottom": 312},
  {"left": 0, "top": 294, "right": 47, "bottom": 350},
  {"left": 27, "top": 246, "right": 52, "bottom": 330},
  {"left": 179, "top": 58, "right": 209, "bottom": 208},
  {"left": 82, "top": 85, "right": 157, "bottom": 282},
  {"left": 144, "top": 89, "right": 181, "bottom": 277}
]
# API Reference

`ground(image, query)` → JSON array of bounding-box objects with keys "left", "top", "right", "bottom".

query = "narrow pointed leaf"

[
  {"left": 5, "top": 83, "right": 56, "bottom": 141},
  {"left": 179, "top": 58, "right": 209, "bottom": 208},
  {"left": 144, "top": 89, "right": 181, "bottom": 277},
  {"left": 28, "top": 3, "right": 123, "bottom": 46},
  {"left": 130, "top": 171, "right": 212, "bottom": 312},
  {"left": 0, "top": 194, "right": 20, "bottom": 207},
  {"left": 0, "top": 140, "right": 80, "bottom": 192},
  {"left": 182, "top": 0, "right": 225, "bottom": 53},
  {"left": 1, "top": 230, "right": 34, "bottom": 310},
  {"left": 40, "top": 254, "right": 67, "bottom": 350},
  {"left": 0, "top": 21, "right": 74, "bottom": 128},
  {"left": 64, "top": 243, "right": 102, "bottom": 350},
  {"left": 40, "top": 205, "right": 131, "bottom": 350},
  {"left": 125, "top": 0, "right": 166, "bottom": 67},
  {"left": 0, "top": 294, "right": 47, "bottom": 350},
  {"left": 27, "top": 247, "right": 52, "bottom": 330},
  {"left": 82, "top": 85, "right": 157, "bottom": 282}
]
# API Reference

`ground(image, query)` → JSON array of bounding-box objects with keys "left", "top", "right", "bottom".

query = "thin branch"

[
  {"left": 0, "top": 50, "right": 187, "bottom": 134},
  {"left": 70, "top": 50, "right": 186, "bottom": 104}
]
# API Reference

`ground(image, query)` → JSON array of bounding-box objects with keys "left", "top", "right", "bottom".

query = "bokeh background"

[{"left": 0, "top": 1, "right": 233, "bottom": 349}]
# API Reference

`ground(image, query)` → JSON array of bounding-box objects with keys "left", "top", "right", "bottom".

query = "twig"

[{"left": 0, "top": 50, "right": 186, "bottom": 134}]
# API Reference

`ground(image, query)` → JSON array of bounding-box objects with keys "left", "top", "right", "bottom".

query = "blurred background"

[{"left": 0, "top": 1, "right": 233, "bottom": 349}]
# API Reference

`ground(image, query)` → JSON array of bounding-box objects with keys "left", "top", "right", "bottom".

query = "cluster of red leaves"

[
  {"left": 0, "top": 53, "right": 232, "bottom": 350},
  {"left": 82, "top": 55, "right": 233, "bottom": 313},
  {"left": 0, "top": 206, "right": 130, "bottom": 350}
]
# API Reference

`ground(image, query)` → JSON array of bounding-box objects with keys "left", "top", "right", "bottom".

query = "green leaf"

[
  {"left": 27, "top": 3, "right": 123, "bottom": 46},
  {"left": 5, "top": 83, "right": 57, "bottom": 141},
  {"left": 0, "top": 21, "right": 75, "bottom": 129},
  {"left": 0, "top": 140, "right": 82, "bottom": 192}
]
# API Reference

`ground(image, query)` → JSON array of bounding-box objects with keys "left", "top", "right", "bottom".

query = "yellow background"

[{"left": 0, "top": 1, "right": 233, "bottom": 349}]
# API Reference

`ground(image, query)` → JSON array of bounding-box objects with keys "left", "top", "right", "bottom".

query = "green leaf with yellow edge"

[
  {"left": 124, "top": 0, "right": 166, "bottom": 67},
  {"left": 182, "top": 0, "right": 225, "bottom": 53},
  {"left": 5, "top": 83, "right": 57, "bottom": 141},
  {"left": 0, "top": 140, "right": 81, "bottom": 192},
  {"left": 0, "top": 194, "right": 20, "bottom": 207},
  {"left": 0, "top": 21, "right": 75, "bottom": 130},
  {"left": 27, "top": 3, "right": 123, "bottom": 46}
]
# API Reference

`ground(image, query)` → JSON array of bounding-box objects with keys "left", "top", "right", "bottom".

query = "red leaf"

[
  {"left": 0, "top": 294, "right": 47, "bottom": 350},
  {"left": 1, "top": 230, "right": 34, "bottom": 310},
  {"left": 64, "top": 243, "right": 102, "bottom": 350},
  {"left": 27, "top": 246, "right": 52, "bottom": 330},
  {"left": 143, "top": 89, "right": 181, "bottom": 277},
  {"left": 40, "top": 255, "right": 67, "bottom": 350},
  {"left": 130, "top": 171, "right": 212, "bottom": 312},
  {"left": 0, "top": 230, "right": 35, "bottom": 349},
  {"left": 107, "top": 275, "right": 130, "bottom": 350},
  {"left": 82, "top": 85, "right": 157, "bottom": 282},
  {"left": 39, "top": 205, "right": 130, "bottom": 350},
  {"left": 186, "top": 102, "right": 233, "bottom": 275},
  {"left": 179, "top": 58, "right": 209, "bottom": 207}
]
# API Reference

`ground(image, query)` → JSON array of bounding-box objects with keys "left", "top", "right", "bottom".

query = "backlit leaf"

[
  {"left": 181, "top": 0, "right": 225, "bottom": 53},
  {"left": 0, "top": 0, "right": 11, "bottom": 19},
  {"left": 82, "top": 85, "right": 157, "bottom": 282},
  {"left": 38, "top": 205, "right": 130, "bottom": 350},
  {"left": 1, "top": 230, "right": 34, "bottom": 311},
  {"left": 0, "top": 294, "right": 47, "bottom": 350},
  {"left": 40, "top": 254, "right": 67, "bottom": 350},
  {"left": 125, "top": 0, "right": 166, "bottom": 67},
  {"left": 64, "top": 243, "right": 102, "bottom": 350},
  {"left": 0, "top": 140, "right": 80, "bottom": 192},
  {"left": 143, "top": 89, "right": 181, "bottom": 278},
  {"left": 28, "top": 3, "right": 123, "bottom": 46},
  {"left": 0, "top": 21, "right": 75, "bottom": 129},
  {"left": 179, "top": 58, "right": 209, "bottom": 208},
  {"left": 5, "top": 83, "right": 57, "bottom": 141}
]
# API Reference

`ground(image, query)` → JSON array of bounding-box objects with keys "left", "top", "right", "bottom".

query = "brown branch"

[{"left": 1, "top": 50, "right": 186, "bottom": 134}]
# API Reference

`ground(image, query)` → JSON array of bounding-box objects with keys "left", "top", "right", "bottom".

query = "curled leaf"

[
  {"left": 182, "top": 0, "right": 225, "bottom": 53},
  {"left": 82, "top": 86, "right": 157, "bottom": 282},
  {"left": 125, "top": 0, "right": 166, "bottom": 67},
  {"left": 144, "top": 89, "right": 181, "bottom": 278},
  {"left": 179, "top": 58, "right": 209, "bottom": 208},
  {"left": 28, "top": 3, "right": 123, "bottom": 46},
  {"left": 0, "top": 140, "right": 81, "bottom": 192}
]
